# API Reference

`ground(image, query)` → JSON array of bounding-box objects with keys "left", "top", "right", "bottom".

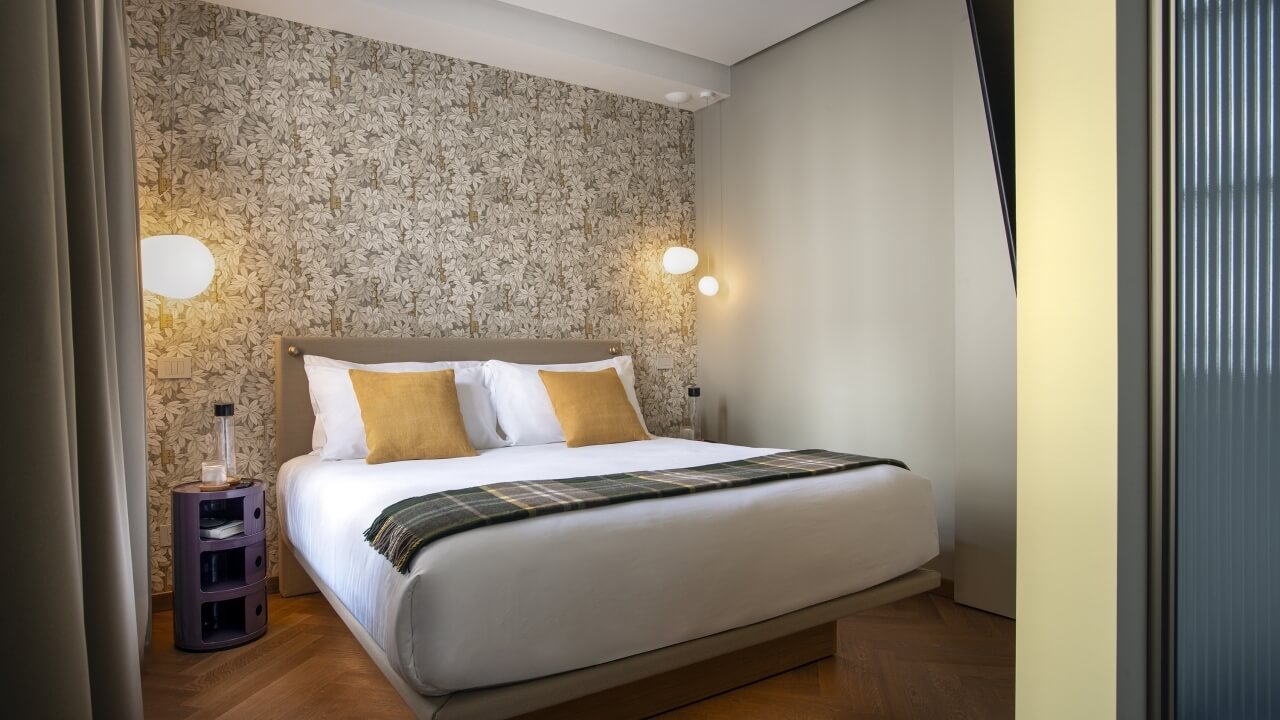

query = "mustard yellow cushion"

[
  {"left": 348, "top": 369, "right": 477, "bottom": 464},
  {"left": 538, "top": 368, "right": 650, "bottom": 448}
]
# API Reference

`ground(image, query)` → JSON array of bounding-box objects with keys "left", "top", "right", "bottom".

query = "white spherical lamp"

[
  {"left": 141, "top": 234, "right": 215, "bottom": 299},
  {"left": 662, "top": 246, "right": 699, "bottom": 275},
  {"left": 698, "top": 275, "right": 720, "bottom": 296}
]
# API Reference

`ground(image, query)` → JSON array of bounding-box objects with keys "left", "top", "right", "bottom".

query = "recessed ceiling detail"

[
  {"left": 497, "top": 0, "right": 867, "bottom": 65},
  {"left": 209, "top": 0, "right": 866, "bottom": 105}
]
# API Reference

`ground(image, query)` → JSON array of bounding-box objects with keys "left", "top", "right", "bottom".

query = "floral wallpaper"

[{"left": 126, "top": 0, "right": 697, "bottom": 592}]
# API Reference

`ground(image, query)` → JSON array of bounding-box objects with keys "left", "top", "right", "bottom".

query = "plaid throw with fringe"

[{"left": 365, "top": 449, "right": 908, "bottom": 573}]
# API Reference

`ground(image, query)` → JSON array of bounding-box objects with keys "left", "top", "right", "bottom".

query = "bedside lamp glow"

[
  {"left": 141, "top": 234, "right": 214, "bottom": 299},
  {"left": 662, "top": 246, "right": 699, "bottom": 275},
  {"left": 698, "top": 275, "right": 720, "bottom": 296}
]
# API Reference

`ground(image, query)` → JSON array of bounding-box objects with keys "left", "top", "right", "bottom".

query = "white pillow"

[
  {"left": 304, "top": 355, "right": 504, "bottom": 459},
  {"left": 484, "top": 357, "right": 648, "bottom": 446},
  {"left": 306, "top": 355, "right": 485, "bottom": 452}
]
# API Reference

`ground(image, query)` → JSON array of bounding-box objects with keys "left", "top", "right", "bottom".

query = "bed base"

[
  {"left": 510, "top": 621, "right": 837, "bottom": 720},
  {"left": 284, "top": 538, "right": 938, "bottom": 720}
]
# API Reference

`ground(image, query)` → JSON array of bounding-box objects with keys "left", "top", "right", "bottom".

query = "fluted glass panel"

[{"left": 1175, "top": 1, "right": 1278, "bottom": 718}]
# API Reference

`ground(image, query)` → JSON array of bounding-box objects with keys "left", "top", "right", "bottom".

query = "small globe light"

[
  {"left": 141, "top": 234, "right": 215, "bottom": 299},
  {"left": 698, "top": 275, "right": 720, "bottom": 296},
  {"left": 662, "top": 246, "right": 699, "bottom": 275}
]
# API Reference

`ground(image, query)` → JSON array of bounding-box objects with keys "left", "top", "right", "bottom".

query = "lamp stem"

[{"left": 718, "top": 97, "right": 725, "bottom": 268}]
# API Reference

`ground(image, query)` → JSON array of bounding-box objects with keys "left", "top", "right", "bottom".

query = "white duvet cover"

[{"left": 277, "top": 438, "right": 939, "bottom": 695}]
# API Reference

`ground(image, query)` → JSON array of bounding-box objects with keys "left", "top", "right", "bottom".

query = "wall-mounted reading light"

[
  {"left": 141, "top": 234, "right": 214, "bottom": 299},
  {"left": 698, "top": 275, "right": 720, "bottom": 296},
  {"left": 698, "top": 90, "right": 722, "bottom": 297}
]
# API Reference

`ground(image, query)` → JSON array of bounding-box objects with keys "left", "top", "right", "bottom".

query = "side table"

[{"left": 171, "top": 480, "right": 268, "bottom": 650}]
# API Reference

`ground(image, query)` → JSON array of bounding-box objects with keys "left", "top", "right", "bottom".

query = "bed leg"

[{"left": 278, "top": 540, "right": 318, "bottom": 597}]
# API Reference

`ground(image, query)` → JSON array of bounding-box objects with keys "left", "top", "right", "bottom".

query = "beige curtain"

[{"left": 1, "top": 0, "right": 149, "bottom": 717}]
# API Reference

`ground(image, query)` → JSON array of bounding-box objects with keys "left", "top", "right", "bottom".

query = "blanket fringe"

[{"left": 366, "top": 520, "right": 424, "bottom": 573}]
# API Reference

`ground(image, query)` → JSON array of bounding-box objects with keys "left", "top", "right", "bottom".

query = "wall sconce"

[
  {"left": 662, "top": 89, "right": 701, "bottom": 279},
  {"left": 698, "top": 275, "right": 720, "bottom": 296},
  {"left": 662, "top": 246, "right": 699, "bottom": 275},
  {"left": 141, "top": 234, "right": 214, "bottom": 299}
]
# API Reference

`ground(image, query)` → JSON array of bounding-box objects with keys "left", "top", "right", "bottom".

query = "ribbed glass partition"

[{"left": 1175, "top": 1, "right": 1278, "bottom": 717}]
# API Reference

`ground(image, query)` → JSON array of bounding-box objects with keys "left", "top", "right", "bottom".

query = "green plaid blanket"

[{"left": 365, "top": 449, "right": 908, "bottom": 573}]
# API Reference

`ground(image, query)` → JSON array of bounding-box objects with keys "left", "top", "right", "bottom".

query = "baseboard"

[{"left": 153, "top": 576, "right": 279, "bottom": 613}]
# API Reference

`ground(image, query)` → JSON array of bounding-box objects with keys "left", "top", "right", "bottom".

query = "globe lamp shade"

[
  {"left": 662, "top": 246, "right": 699, "bottom": 275},
  {"left": 141, "top": 234, "right": 215, "bottom": 299}
]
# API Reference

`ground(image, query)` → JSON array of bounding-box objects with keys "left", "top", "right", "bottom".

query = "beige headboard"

[{"left": 273, "top": 336, "right": 622, "bottom": 467}]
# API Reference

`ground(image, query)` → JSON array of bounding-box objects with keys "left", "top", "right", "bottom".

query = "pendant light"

[
  {"left": 698, "top": 91, "right": 721, "bottom": 296},
  {"left": 661, "top": 91, "right": 698, "bottom": 275},
  {"left": 142, "top": 3, "right": 213, "bottom": 300}
]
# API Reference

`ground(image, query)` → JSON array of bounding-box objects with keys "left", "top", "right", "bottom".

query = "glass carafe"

[
  {"left": 685, "top": 386, "right": 702, "bottom": 441},
  {"left": 214, "top": 403, "right": 237, "bottom": 479}
]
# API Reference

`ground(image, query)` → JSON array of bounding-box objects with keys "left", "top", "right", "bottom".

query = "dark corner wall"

[{"left": 965, "top": 0, "right": 1016, "bottom": 282}]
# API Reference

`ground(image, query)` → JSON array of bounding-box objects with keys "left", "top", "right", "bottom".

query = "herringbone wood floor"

[{"left": 142, "top": 590, "right": 1013, "bottom": 719}]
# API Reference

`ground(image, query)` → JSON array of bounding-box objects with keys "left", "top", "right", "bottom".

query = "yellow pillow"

[
  {"left": 348, "top": 369, "right": 477, "bottom": 464},
  {"left": 538, "top": 368, "right": 650, "bottom": 448}
]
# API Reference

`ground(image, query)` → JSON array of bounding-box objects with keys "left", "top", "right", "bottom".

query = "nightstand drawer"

[
  {"left": 197, "top": 491, "right": 265, "bottom": 537},
  {"left": 199, "top": 536, "right": 266, "bottom": 593},
  {"left": 242, "top": 489, "right": 265, "bottom": 535},
  {"left": 198, "top": 582, "right": 268, "bottom": 648}
]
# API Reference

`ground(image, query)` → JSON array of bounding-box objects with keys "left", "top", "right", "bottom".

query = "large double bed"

[{"left": 273, "top": 336, "right": 940, "bottom": 719}]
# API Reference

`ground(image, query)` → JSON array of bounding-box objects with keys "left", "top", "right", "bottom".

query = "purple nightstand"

[{"left": 171, "top": 480, "right": 268, "bottom": 651}]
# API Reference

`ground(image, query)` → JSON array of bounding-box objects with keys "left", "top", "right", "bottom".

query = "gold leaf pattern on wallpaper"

[{"left": 126, "top": 0, "right": 698, "bottom": 592}]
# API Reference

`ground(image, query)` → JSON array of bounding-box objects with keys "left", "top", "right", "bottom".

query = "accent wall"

[{"left": 126, "top": 0, "right": 697, "bottom": 592}]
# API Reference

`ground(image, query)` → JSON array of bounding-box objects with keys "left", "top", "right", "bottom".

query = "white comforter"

[{"left": 277, "top": 438, "right": 938, "bottom": 694}]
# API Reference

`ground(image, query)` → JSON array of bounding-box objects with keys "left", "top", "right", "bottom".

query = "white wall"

[{"left": 696, "top": 0, "right": 1013, "bottom": 583}]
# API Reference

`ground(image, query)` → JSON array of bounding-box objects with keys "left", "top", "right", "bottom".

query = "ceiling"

[
  {"left": 212, "top": 0, "right": 867, "bottom": 106},
  {"left": 497, "top": 0, "right": 867, "bottom": 66}
]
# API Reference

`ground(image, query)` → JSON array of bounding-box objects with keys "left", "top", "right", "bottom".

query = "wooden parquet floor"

[{"left": 142, "top": 590, "right": 1013, "bottom": 720}]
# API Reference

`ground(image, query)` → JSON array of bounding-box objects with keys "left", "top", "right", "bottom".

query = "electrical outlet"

[
  {"left": 655, "top": 354, "right": 674, "bottom": 370},
  {"left": 157, "top": 356, "right": 192, "bottom": 379},
  {"left": 159, "top": 524, "right": 172, "bottom": 547}
]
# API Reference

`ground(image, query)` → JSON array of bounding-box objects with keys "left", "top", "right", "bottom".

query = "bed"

[{"left": 273, "top": 336, "right": 940, "bottom": 719}]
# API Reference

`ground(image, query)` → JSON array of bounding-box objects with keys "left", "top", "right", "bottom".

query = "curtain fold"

[{"left": 1, "top": 0, "right": 148, "bottom": 717}]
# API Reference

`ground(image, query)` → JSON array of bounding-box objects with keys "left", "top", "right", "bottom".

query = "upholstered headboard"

[{"left": 273, "top": 336, "right": 621, "bottom": 467}]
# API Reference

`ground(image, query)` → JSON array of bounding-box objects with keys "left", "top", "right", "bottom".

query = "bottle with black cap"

[
  {"left": 214, "top": 403, "right": 237, "bottom": 479},
  {"left": 684, "top": 386, "right": 702, "bottom": 442}
]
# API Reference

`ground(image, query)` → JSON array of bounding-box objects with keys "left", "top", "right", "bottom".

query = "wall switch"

[
  {"left": 655, "top": 354, "right": 674, "bottom": 370},
  {"left": 159, "top": 524, "right": 171, "bottom": 548},
  {"left": 157, "top": 356, "right": 192, "bottom": 379}
]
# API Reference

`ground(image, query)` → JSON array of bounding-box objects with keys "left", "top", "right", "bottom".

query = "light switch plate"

[
  {"left": 157, "top": 356, "right": 192, "bottom": 379},
  {"left": 159, "top": 524, "right": 171, "bottom": 548},
  {"left": 655, "top": 354, "right": 674, "bottom": 370}
]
